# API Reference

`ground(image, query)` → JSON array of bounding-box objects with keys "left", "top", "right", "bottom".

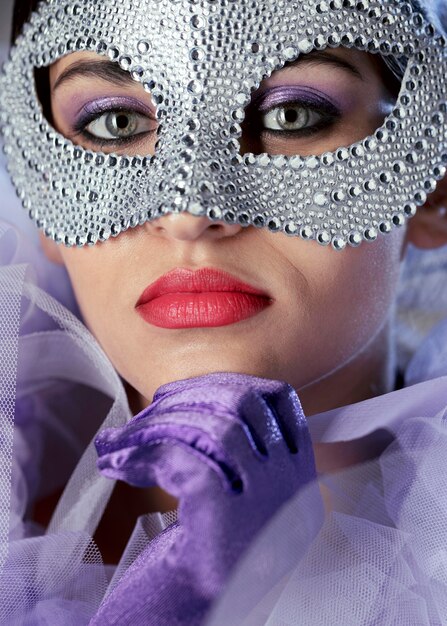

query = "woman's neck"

[
  {"left": 127, "top": 319, "right": 396, "bottom": 419},
  {"left": 299, "top": 319, "right": 396, "bottom": 417}
]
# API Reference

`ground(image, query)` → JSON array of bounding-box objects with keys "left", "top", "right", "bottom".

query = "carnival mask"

[{"left": 0, "top": 0, "right": 446, "bottom": 249}]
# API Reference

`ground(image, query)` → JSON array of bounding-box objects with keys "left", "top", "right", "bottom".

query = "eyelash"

[
  {"left": 72, "top": 98, "right": 341, "bottom": 150},
  {"left": 72, "top": 108, "right": 157, "bottom": 150},
  {"left": 248, "top": 98, "right": 341, "bottom": 138}
]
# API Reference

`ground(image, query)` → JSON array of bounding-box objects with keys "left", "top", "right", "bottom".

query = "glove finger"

[
  {"left": 146, "top": 374, "right": 293, "bottom": 461},
  {"left": 152, "top": 374, "right": 311, "bottom": 459},
  {"left": 95, "top": 419, "right": 244, "bottom": 495},
  {"left": 150, "top": 372, "right": 274, "bottom": 405},
  {"left": 264, "top": 387, "right": 317, "bottom": 479},
  {"left": 126, "top": 388, "right": 272, "bottom": 464},
  {"left": 235, "top": 383, "right": 304, "bottom": 454},
  {"left": 263, "top": 385, "right": 314, "bottom": 455}
]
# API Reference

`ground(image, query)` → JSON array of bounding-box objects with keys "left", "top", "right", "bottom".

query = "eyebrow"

[
  {"left": 53, "top": 60, "right": 136, "bottom": 91},
  {"left": 53, "top": 49, "right": 364, "bottom": 92},
  {"left": 284, "top": 50, "right": 364, "bottom": 81}
]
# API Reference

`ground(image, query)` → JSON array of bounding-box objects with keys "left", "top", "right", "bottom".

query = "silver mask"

[{"left": 0, "top": 0, "right": 446, "bottom": 249}]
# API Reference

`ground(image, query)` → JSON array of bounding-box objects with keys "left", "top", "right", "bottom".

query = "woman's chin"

[{"left": 130, "top": 358, "right": 285, "bottom": 406}]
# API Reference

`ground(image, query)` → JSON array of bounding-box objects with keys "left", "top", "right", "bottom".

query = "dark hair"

[
  {"left": 11, "top": 0, "right": 39, "bottom": 45},
  {"left": 12, "top": 1, "right": 51, "bottom": 119}
]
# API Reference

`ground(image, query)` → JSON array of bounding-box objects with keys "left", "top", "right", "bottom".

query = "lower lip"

[{"left": 137, "top": 292, "right": 271, "bottom": 329}]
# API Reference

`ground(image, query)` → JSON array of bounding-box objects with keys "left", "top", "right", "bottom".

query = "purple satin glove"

[{"left": 90, "top": 373, "right": 321, "bottom": 625}]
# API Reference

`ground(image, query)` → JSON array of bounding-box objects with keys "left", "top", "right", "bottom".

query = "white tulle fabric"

[
  {"left": 1, "top": 139, "right": 447, "bottom": 624},
  {"left": 0, "top": 148, "right": 179, "bottom": 622},
  {"left": 206, "top": 249, "right": 447, "bottom": 625},
  {"left": 207, "top": 334, "right": 447, "bottom": 625}
]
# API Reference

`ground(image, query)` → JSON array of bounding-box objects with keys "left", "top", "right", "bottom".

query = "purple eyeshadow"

[
  {"left": 252, "top": 86, "right": 340, "bottom": 115},
  {"left": 75, "top": 96, "right": 153, "bottom": 127}
]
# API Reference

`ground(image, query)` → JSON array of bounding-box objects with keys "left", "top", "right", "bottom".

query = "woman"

[{"left": 1, "top": 0, "right": 447, "bottom": 623}]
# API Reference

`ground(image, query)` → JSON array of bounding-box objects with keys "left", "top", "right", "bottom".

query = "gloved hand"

[{"left": 90, "top": 373, "right": 322, "bottom": 625}]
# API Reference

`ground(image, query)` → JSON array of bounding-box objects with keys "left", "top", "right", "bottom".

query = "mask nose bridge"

[
  {"left": 164, "top": 146, "right": 228, "bottom": 219},
  {"left": 156, "top": 101, "right": 242, "bottom": 219},
  {"left": 147, "top": 39, "right": 254, "bottom": 222}
]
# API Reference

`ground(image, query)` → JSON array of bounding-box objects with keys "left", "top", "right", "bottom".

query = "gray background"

[
  {"left": 0, "top": 0, "right": 13, "bottom": 61},
  {"left": 0, "top": 0, "right": 37, "bottom": 241}
]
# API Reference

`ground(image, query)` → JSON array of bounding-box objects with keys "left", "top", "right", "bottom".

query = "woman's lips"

[{"left": 136, "top": 268, "right": 272, "bottom": 329}]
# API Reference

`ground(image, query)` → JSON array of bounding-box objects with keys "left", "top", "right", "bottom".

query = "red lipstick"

[{"left": 136, "top": 268, "right": 272, "bottom": 329}]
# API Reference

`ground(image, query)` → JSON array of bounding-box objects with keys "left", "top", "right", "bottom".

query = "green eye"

[
  {"left": 262, "top": 106, "right": 325, "bottom": 132},
  {"left": 85, "top": 111, "right": 154, "bottom": 140}
]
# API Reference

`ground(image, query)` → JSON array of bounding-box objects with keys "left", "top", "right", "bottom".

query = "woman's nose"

[{"left": 146, "top": 213, "right": 243, "bottom": 242}]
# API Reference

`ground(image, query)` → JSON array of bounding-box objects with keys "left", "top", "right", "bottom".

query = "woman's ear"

[
  {"left": 39, "top": 232, "right": 65, "bottom": 265},
  {"left": 405, "top": 173, "right": 447, "bottom": 249}
]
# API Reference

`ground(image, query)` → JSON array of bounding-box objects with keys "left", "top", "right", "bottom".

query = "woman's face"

[{"left": 44, "top": 47, "right": 407, "bottom": 412}]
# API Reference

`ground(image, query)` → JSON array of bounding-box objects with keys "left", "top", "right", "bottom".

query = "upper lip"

[{"left": 136, "top": 267, "right": 271, "bottom": 305}]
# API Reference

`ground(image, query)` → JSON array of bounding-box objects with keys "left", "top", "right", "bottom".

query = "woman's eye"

[
  {"left": 84, "top": 111, "right": 155, "bottom": 140},
  {"left": 261, "top": 105, "right": 328, "bottom": 133}
]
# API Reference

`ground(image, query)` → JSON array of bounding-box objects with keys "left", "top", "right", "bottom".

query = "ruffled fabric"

[
  {"left": 207, "top": 346, "right": 447, "bottom": 624},
  {"left": 0, "top": 215, "right": 181, "bottom": 624},
  {"left": 1, "top": 139, "right": 447, "bottom": 623}
]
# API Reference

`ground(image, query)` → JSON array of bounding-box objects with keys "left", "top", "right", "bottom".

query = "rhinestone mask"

[{"left": 0, "top": 0, "right": 447, "bottom": 249}]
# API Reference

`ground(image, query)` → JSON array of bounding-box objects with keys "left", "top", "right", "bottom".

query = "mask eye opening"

[
  {"left": 238, "top": 47, "right": 407, "bottom": 159},
  {"left": 379, "top": 54, "right": 408, "bottom": 97},
  {"left": 34, "top": 66, "right": 53, "bottom": 125},
  {"left": 32, "top": 56, "right": 160, "bottom": 159}
]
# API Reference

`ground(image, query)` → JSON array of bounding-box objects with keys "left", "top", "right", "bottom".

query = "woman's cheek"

[
  {"left": 280, "top": 227, "right": 406, "bottom": 387},
  {"left": 319, "top": 228, "right": 404, "bottom": 360},
  {"left": 59, "top": 247, "right": 115, "bottom": 334}
]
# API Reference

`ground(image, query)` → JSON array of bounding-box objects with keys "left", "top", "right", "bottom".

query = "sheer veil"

[
  {"left": 0, "top": 70, "right": 130, "bottom": 618},
  {"left": 2, "top": 27, "right": 447, "bottom": 623},
  {"left": 206, "top": 245, "right": 447, "bottom": 625}
]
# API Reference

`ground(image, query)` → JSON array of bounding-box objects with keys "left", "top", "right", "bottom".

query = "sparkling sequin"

[{"left": 0, "top": 0, "right": 446, "bottom": 250}]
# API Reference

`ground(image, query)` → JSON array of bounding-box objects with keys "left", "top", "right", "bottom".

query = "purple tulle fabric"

[{"left": 1, "top": 195, "right": 447, "bottom": 624}]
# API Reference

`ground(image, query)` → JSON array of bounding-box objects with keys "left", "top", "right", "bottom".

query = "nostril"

[
  {"left": 152, "top": 224, "right": 167, "bottom": 235},
  {"left": 145, "top": 212, "right": 243, "bottom": 241}
]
